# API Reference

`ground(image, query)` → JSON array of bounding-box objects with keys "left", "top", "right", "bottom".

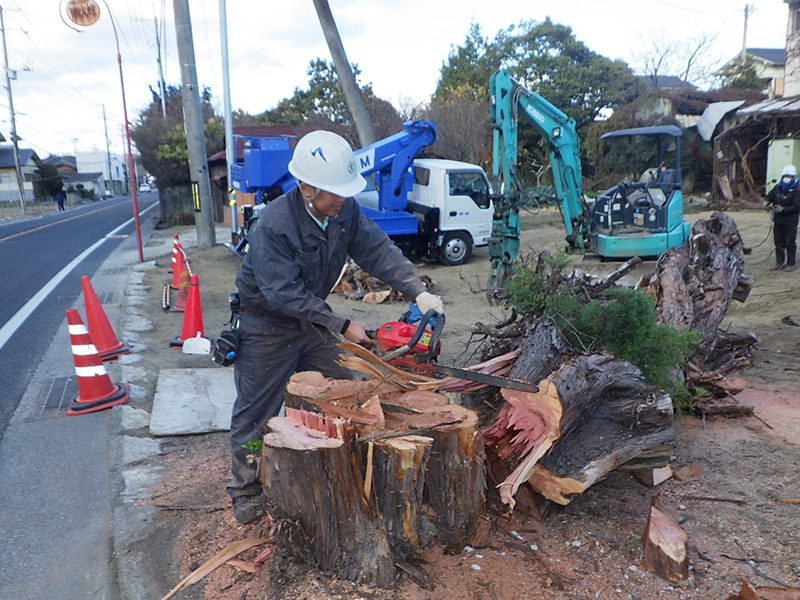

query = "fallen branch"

[{"left": 160, "top": 538, "right": 270, "bottom": 600}]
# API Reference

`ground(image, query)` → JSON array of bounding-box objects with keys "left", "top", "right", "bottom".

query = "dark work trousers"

[
  {"left": 774, "top": 218, "right": 799, "bottom": 266},
  {"left": 226, "top": 313, "right": 353, "bottom": 500}
]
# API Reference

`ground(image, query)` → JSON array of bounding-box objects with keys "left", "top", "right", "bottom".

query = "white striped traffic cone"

[
  {"left": 64, "top": 308, "right": 129, "bottom": 416},
  {"left": 168, "top": 234, "right": 180, "bottom": 273}
]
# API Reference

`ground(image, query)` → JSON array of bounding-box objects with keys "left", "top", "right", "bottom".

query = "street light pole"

[
  {"left": 104, "top": 2, "right": 144, "bottom": 262},
  {"left": 62, "top": 0, "right": 144, "bottom": 262}
]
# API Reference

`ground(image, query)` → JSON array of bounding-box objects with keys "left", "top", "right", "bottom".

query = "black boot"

[
  {"left": 770, "top": 247, "right": 786, "bottom": 270},
  {"left": 786, "top": 246, "right": 797, "bottom": 272}
]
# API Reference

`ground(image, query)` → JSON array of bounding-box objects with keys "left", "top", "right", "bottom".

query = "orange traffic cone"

[
  {"left": 81, "top": 276, "right": 130, "bottom": 361},
  {"left": 167, "top": 234, "right": 180, "bottom": 273},
  {"left": 64, "top": 308, "right": 129, "bottom": 416},
  {"left": 170, "top": 246, "right": 188, "bottom": 290},
  {"left": 169, "top": 258, "right": 192, "bottom": 313},
  {"left": 170, "top": 274, "right": 212, "bottom": 348}
]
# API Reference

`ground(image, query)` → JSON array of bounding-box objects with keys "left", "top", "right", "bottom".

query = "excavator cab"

[{"left": 588, "top": 125, "right": 690, "bottom": 258}]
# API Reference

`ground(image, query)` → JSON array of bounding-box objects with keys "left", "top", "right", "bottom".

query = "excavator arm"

[{"left": 488, "top": 69, "right": 588, "bottom": 294}]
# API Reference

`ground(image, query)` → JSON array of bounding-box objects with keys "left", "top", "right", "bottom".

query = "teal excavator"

[{"left": 487, "top": 69, "right": 691, "bottom": 295}]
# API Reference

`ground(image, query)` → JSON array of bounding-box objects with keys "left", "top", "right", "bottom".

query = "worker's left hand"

[
  {"left": 774, "top": 204, "right": 785, "bottom": 214},
  {"left": 761, "top": 199, "right": 770, "bottom": 210},
  {"left": 416, "top": 291, "right": 444, "bottom": 315},
  {"left": 343, "top": 320, "right": 372, "bottom": 345}
]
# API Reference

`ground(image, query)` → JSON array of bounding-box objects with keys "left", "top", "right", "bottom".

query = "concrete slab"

[{"left": 149, "top": 368, "right": 235, "bottom": 436}]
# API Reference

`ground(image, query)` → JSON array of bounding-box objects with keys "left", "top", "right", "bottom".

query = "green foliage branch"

[{"left": 504, "top": 252, "right": 701, "bottom": 403}]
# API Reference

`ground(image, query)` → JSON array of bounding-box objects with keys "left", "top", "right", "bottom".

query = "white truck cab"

[
  {"left": 356, "top": 158, "right": 493, "bottom": 265},
  {"left": 411, "top": 158, "right": 493, "bottom": 263}
]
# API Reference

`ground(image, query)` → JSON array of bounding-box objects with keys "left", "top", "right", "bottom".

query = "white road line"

[{"left": 0, "top": 204, "right": 157, "bottom": 352}]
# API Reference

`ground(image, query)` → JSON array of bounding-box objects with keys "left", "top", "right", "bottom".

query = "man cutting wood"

[{"left": 228, "top": 130, "right": 444, "bottom": 524}]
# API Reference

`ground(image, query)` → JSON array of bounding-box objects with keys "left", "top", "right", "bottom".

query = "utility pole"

[
  {"left": 173, "top": 0, "right": 215, "bottom": 247},
  {"left": 741, "top": 4, "right": 754, "bottom": 67},
  {"left": 311, "top": 0, "right": 375, "bottom": 147},
  {"left": 154, "top": 16, "right": 167, "bottom": 118},
  {"left": 0, "top": 5, "right": 25, "bottom": 214},
  {"left": 219, "top": 0, "right": 237, "bottom": 242},
  {"left": 102, "top": 104, "right": 113, "bottom": 196}
]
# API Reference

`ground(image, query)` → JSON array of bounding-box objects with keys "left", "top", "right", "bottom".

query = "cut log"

[
  {"left": 632, "top": 464, "right": 673, "bottom": 487},
  {"left": 260, "top": 417, "right": 394, "bottom": 587},
  {"left": 642, "top": 505, "right": 689, "bottom": 582},
  {"left": 486, "top": 351, "right": 675, "bottom": 508}
]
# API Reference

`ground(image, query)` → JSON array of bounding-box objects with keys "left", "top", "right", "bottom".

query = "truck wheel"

[{"left": 439, "top": 232, "right": 472, "bottom": 266}]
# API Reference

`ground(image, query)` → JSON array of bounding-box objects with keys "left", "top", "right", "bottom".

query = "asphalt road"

[
  {"left": 0, "top": 194, "right": 160, "bottom": 600},
  {"left": 0, "top": 194, "right": 158, "bottom": 441}
]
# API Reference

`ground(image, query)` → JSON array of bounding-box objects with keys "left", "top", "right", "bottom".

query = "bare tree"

[
  {"left": 631, "top": 31, "right": 720, "bottom": 88},
  {"left": 422, "top": 86, "right": 490, "bottom": 166}
]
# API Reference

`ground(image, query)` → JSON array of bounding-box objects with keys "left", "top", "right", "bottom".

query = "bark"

[
  {"left": 261, "top": 417, "right": 394, "bottom": 587},
  {"left": 371, "top": 435, "right": 432, "bottom": 558}
]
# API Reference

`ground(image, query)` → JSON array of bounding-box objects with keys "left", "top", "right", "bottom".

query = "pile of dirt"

[{"left": 133, "top": 210, "right": 800, "bottom": 600}]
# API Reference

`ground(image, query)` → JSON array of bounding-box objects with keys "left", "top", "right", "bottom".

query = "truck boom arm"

[
  {"left": 354, "top": 120, "right": 437, "bottom": 212},
  {"left": 489, "top": 70, "right": 587, "bottom": 292}
]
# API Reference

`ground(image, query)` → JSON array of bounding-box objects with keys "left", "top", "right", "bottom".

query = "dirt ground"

[{"left": 134, "top": 207, "right": 800, "bottom": 600}]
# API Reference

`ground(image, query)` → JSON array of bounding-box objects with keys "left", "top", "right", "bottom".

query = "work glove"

[
  {"left": 774, "top": 204, "right": 785, "bottom": 214},
  {"left": 416, "top": 291, "right": 444, "bottom": 315},
  {"left": 761, "top": 199, "right": 770, "bottom": 209}
]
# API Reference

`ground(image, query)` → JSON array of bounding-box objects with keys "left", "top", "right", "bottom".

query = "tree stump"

[
  {"left": 261, "top": 417, "right": 395, "bottom": 587},
  {"left": 263, "top": 372, "right": 484, "bottom": 583}
]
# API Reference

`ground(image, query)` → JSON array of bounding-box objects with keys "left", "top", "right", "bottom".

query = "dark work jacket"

[
  {"left": 235, "top": 187, "right": 426, "bottom": 334},
  {"left": 766, "top": 184, "right": 800, "bottom": 225}
]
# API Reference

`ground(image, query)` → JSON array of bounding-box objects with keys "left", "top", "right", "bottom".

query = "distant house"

[
  {"left": 76, "top": 151, "right": 126, "bottom": 197},
  {"left": 637, "top": 75, "right": 695, "bottom": 90},
  {"left": 0, "top": 146, "right": 41, "bottom": 203},
  {"left": 61, "top": 171, "right": 104, "bottom": 202},
  {"left": 42, "top": 155, "right": 78, "bottom": 174},
  {"left": 716, "top": 48, "right": 786, "bottom": 97}
]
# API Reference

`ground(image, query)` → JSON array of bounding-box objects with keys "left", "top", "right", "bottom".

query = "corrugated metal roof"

[
  {"left": 738, "top": 97, "right": 800, "bottom": 115},
  {"left": 747, "top": 48, "right": 785, "bottom": 64},
  {"left": 697, "top": 101, "right": 746, "bottom": 141}
]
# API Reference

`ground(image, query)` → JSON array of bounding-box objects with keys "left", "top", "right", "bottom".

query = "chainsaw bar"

[{"left": 427, "top": 363, "right": 539, "bottom": 393}]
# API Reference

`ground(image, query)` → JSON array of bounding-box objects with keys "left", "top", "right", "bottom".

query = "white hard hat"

[
  {"left": 782, "top": 165, "right": 798, "bottom": 177},
  {"left": 288, "top": 130, "right": 366, "bottom": 197}
]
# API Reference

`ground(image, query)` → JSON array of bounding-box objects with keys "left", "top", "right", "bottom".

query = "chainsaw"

[{"left": 369, "top": 306, "right": 538, "bottom": 393}]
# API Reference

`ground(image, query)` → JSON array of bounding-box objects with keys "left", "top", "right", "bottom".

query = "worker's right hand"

[
  {"left": 761, "top": 199, "right": 770, "bottom": 210},
  {"left": 774, "top": 204, "right": 785, "bottom": 214},
  {"left": 416, "top": 291, "right": 444, "bottom": 315},
  {"left": 343, "top": 320, "right": 372, "bottom": 345}
]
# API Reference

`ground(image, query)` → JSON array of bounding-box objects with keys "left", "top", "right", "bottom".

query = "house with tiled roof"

[
  {"left": 717, "top": 47, "right": 786, "bottom": 97},
  {"left": 0, "top": 146, "right": 41, "bottom": 203}
]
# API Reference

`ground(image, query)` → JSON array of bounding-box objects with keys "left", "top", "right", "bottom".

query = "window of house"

[{"left": 0, "top": 175, "right": 12, "bottom": 184}]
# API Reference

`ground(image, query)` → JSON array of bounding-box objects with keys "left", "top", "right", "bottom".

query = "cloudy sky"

[{"left": 3, "top": 0, "right": 788, "bottom": 159}]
